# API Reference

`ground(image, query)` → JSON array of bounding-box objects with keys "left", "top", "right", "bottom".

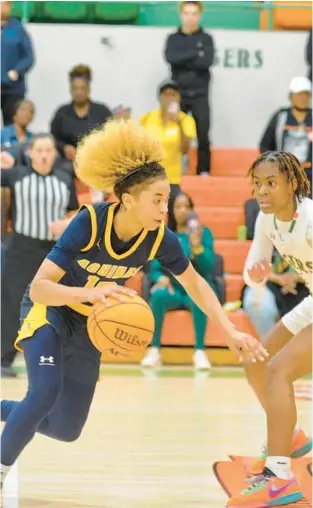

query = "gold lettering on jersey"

[
  {"left": 282, "top": 255, "right": 313, "bottom": 273},
  {"left": 87, "top": 263, "right": 101, "bottom": 274},
  {"left": 98, "top": 264, "right": 112, "bottom": 277},
  {"left": 77, "top": 259, "right": 143, "bottom": 285}
]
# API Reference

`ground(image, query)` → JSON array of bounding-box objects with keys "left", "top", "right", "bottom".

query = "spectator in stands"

[
  {"left": 164, "top": 1, "right": 214, "bottom": 176},
  {"left": 306, "top": 29, "right": 312, "bottom": 82},
  {"left": 140, "top": 79, "right": 196, "bottom": 227},
  {"left": 50, "top": 64, "right": 112, "bottom": 162},
  {"left": 1, "top": 133, "right": 78, "bottom": 378},
  {"left": 1, "top": 99, "right": 34, "bottom": 152},
  {"left": 259, "top": 76, "right": 312, "bottom": 188},
  {"left": 141, "top": 192, "right": 216, "bottom": 370},
  {"left": 1, "top": 1, "right": 35, "bottom": 125}
]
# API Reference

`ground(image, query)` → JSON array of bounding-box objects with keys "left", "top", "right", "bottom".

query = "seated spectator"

[
  {"left": 1, "top": 133, "right": 78, "bottom": 378},
  {"left": 140, "top": 79, "right": 197, "bottom": 227},
  {"left": 1, "top": 99, "right": 34, "bottom": 152},
  {"left": 50, "top": 64, "right": 112, "bottom": 162},
  {"left": 141, "top": 192, "right": 216, "bottom": 370},
  {"left": 243, "top": 250, "right": 309, "bottom": 341},
  {"left": 260, "top": 76, "right": 312, "bottom": 188},
  {"left": 1, "top": 1, "right": 35, "bottom": 125}
]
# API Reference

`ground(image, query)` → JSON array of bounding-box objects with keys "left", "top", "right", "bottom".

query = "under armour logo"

[{"left": 39, "top": 356, "right": 55, "bottom": 366}]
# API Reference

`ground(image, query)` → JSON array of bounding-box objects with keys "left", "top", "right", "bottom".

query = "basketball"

[{"left": 87, "top": 294, "right": 155, "bottom": 358}]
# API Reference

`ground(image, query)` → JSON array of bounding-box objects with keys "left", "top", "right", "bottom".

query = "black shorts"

[{"left": 15, "top": 288, "right": 101, "bottom": 386}]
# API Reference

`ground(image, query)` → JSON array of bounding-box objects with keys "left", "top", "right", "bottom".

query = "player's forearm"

[
  {"left": 185, "top": 274, "right": 235, "bottom": 336},
  {"left": 243, "top": 267, "right": 268, "bottom": 288},
  {"left": 29, "top": 279, "right": 90, "bottom": 306}
]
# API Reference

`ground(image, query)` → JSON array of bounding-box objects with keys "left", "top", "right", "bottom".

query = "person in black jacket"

[
  {"left": 50, "top": 65, "right": 112, "bottom": 162},
  {"left": 259, "top": 76, "right": 312, "bottom": 188},
  {"left": 164, "top": 1, "right": 214, "bottom": 175}
]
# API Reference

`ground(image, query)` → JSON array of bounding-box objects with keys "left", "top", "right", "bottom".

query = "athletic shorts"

[
  {"left": 15, "top": 288, "right": 101, "bottom": 386},
  {"left": 281, "top": 295, "right": 313, "bottom": 335}
]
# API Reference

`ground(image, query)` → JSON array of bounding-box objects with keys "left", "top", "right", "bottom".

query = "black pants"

[
  {"left": 1, "top": 91, "right": 24, "bottom": 126},
  {"left": 1, "top": 233, "right": 55, "bottom": 367},
  {"left": 181, "top": 95, "right": 211, "bottom": 174}
]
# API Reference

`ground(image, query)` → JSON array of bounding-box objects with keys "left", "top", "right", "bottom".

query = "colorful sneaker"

[
  {"left": 227, "top": 468, "right": 303, "bottom": 507},
  {"left": 249, "top": 427, "right": 312, "bottom": 476}
]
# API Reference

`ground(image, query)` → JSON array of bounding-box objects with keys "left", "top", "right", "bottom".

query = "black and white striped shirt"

[{"left": 1, "top": 164, "right": 78, "bottom": 241}]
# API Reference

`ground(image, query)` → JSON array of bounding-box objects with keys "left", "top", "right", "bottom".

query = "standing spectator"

[
  {"left": 1, "top": 99, "right": 34, "bottom": 151},
  {"left": 1, "top": 133, "right": 78, "bottom": 378},
  {"left": 140, "top": 79, "right": 196, "bottom": 226},
  {"left": 260, "top": 77, "right": 312, "bottom": 188},
  {"left": 50, "top": 65, "right": 112, "bottom": 162},
  {"left": 1, "top": 1, "right": 35, "bottom": 125},
  {"left": 164, "top": 1, "right": 214, "bottom": 175},
  {"left": 141, "top": 192, "right": 216, "bottom": 370},
  {"left": 306, "top": 29, "right": 312, "bottom": 82}
]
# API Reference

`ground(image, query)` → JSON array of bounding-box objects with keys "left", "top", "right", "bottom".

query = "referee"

[{"left": 1, "top": 133, "right": 79, "bottom": 377}]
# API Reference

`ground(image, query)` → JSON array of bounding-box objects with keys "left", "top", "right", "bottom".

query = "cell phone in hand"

[{"left": 168, "top": 102, "right": 179, "bottom": 114}]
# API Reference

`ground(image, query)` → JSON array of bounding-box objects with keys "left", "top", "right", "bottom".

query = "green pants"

[{"left": 150, "top": 287, "right": 207, "bottom": 349}]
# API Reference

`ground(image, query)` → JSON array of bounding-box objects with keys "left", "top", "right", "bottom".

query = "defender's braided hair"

[{"left": 248, "top": 151, "right": 310, "bottom": 199}]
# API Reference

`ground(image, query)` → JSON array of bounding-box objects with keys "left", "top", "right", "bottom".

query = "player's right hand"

[
  {"left": 86, "top": 284, "right": 136, "bottom": 306},
  {"left": 246, "top": 259, "right": 272, "bottom": 283},
  {"left": 227, "top": 330, "right": 269, "bottom": 363}
]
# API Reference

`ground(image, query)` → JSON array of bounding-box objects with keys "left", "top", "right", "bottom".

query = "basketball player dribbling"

[
  {"left": 0, "top": 120, "right": 268, "bottom": 488},
  {"left": 228, "top": 151, "right": 312, "bottom": 507}
]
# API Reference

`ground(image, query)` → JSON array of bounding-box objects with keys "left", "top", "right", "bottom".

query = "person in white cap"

[{"left": 259, "top": 76, "right": 312, "bottom": 188}]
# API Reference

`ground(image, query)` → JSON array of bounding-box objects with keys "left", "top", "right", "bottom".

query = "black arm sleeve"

[
  {"left": 50, "top": 109, "right": 66, "bottom": 156},
  {"left": 188, "top": 34, "right": 215, "bottom": 70},
  {"left": 164, "top": 34, "right": 199, "bottom": 66},
  {"left": 259, "top": 112, "right": 279, "bottom": 153},
  {"left": 306, "top": 30, "right": 312, "bottom": 67},
  {"left": 1, "top": 168, "right": 16, "bottom": 187},
  {"left": 155, "top": 227, "right": 189, "bottom": 276}
]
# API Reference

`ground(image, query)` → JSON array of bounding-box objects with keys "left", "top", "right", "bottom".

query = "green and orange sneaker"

[{"left": 228, "top": 468, "right": 303, "bottom": 507}]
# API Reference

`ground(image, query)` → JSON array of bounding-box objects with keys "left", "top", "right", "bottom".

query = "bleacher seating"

[{"left": 11, "top": 1, "right": 311, "bottom": 30}]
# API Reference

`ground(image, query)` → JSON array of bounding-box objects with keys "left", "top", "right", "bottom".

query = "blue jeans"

[{"left": 243, "top": 286, "right": 279, "bottom": 341}]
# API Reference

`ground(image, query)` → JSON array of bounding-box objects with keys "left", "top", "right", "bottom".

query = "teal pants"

[{"left": 150, "top": 288, "right": 207, "bottom": 349}]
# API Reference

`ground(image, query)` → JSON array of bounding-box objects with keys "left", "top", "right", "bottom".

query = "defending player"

[
  {"left": 0, "top": 120, "right": 267, "bottom": 487},
  {"left": 228, "top": 151, "right": 312, "bottom": 507}
]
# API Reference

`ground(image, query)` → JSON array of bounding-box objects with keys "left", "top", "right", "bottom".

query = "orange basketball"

[{"left": 87, "top": 294, "right": 155, "bottom": 359}]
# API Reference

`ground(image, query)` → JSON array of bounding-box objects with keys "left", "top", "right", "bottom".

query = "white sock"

[
  {"left": 265, "top": 456, "right": 293, "bottom": 479},
  {"left": 0, "top": 463, "right": 11, "bottom": 484}
]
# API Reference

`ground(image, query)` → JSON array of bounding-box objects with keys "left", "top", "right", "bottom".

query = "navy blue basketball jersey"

[{"left": 46, "top": 202, "right": 189, "bottom": 316}]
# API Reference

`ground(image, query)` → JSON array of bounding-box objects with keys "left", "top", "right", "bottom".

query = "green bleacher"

[{"left": 11, "top": 1, "right": 262, "bottom": 29}]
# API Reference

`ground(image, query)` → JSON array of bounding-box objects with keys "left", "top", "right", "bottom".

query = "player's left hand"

[{"left": 226, "top": 330, "right": 269, "bottom": 363}]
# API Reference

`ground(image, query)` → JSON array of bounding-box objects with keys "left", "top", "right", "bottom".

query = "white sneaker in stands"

[
  {"left": 193, "top": 350, "right": 211, "bottom": 370},
  {"left": 140, "top": 347, "right": 162, "bottom": 368}
]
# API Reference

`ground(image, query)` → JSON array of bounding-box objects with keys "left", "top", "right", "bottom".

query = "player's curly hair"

[
  {"left": 248, "top": 151, "right": 311, "bottom": 200},
  {"left": 69, "top": 64, "right": 92, "bottom": 83},
  {"left": 75, "top": 119, "right": 166, "bottom": 199}
]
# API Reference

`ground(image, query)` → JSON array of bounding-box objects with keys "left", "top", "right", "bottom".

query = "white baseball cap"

[{"left": 289, "top": 76, "right": 312, "bottom": 94}]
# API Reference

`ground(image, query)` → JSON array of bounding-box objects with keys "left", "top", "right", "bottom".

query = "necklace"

[{"left": 273, "top": 210, "right": 299, "bottom": 244}]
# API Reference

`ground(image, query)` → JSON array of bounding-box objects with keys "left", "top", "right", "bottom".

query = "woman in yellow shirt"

[{"left": 140, "top": 79, "right": 197, "bottom": 226}]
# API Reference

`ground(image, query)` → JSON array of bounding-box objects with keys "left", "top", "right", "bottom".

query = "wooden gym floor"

[{"left": 1, "top": 366, "right": 311, "bottom": 508}]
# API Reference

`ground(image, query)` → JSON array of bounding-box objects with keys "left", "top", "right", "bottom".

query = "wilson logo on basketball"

[{"left": 115, "top": 328, "right": 149, "bottom": 348}]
